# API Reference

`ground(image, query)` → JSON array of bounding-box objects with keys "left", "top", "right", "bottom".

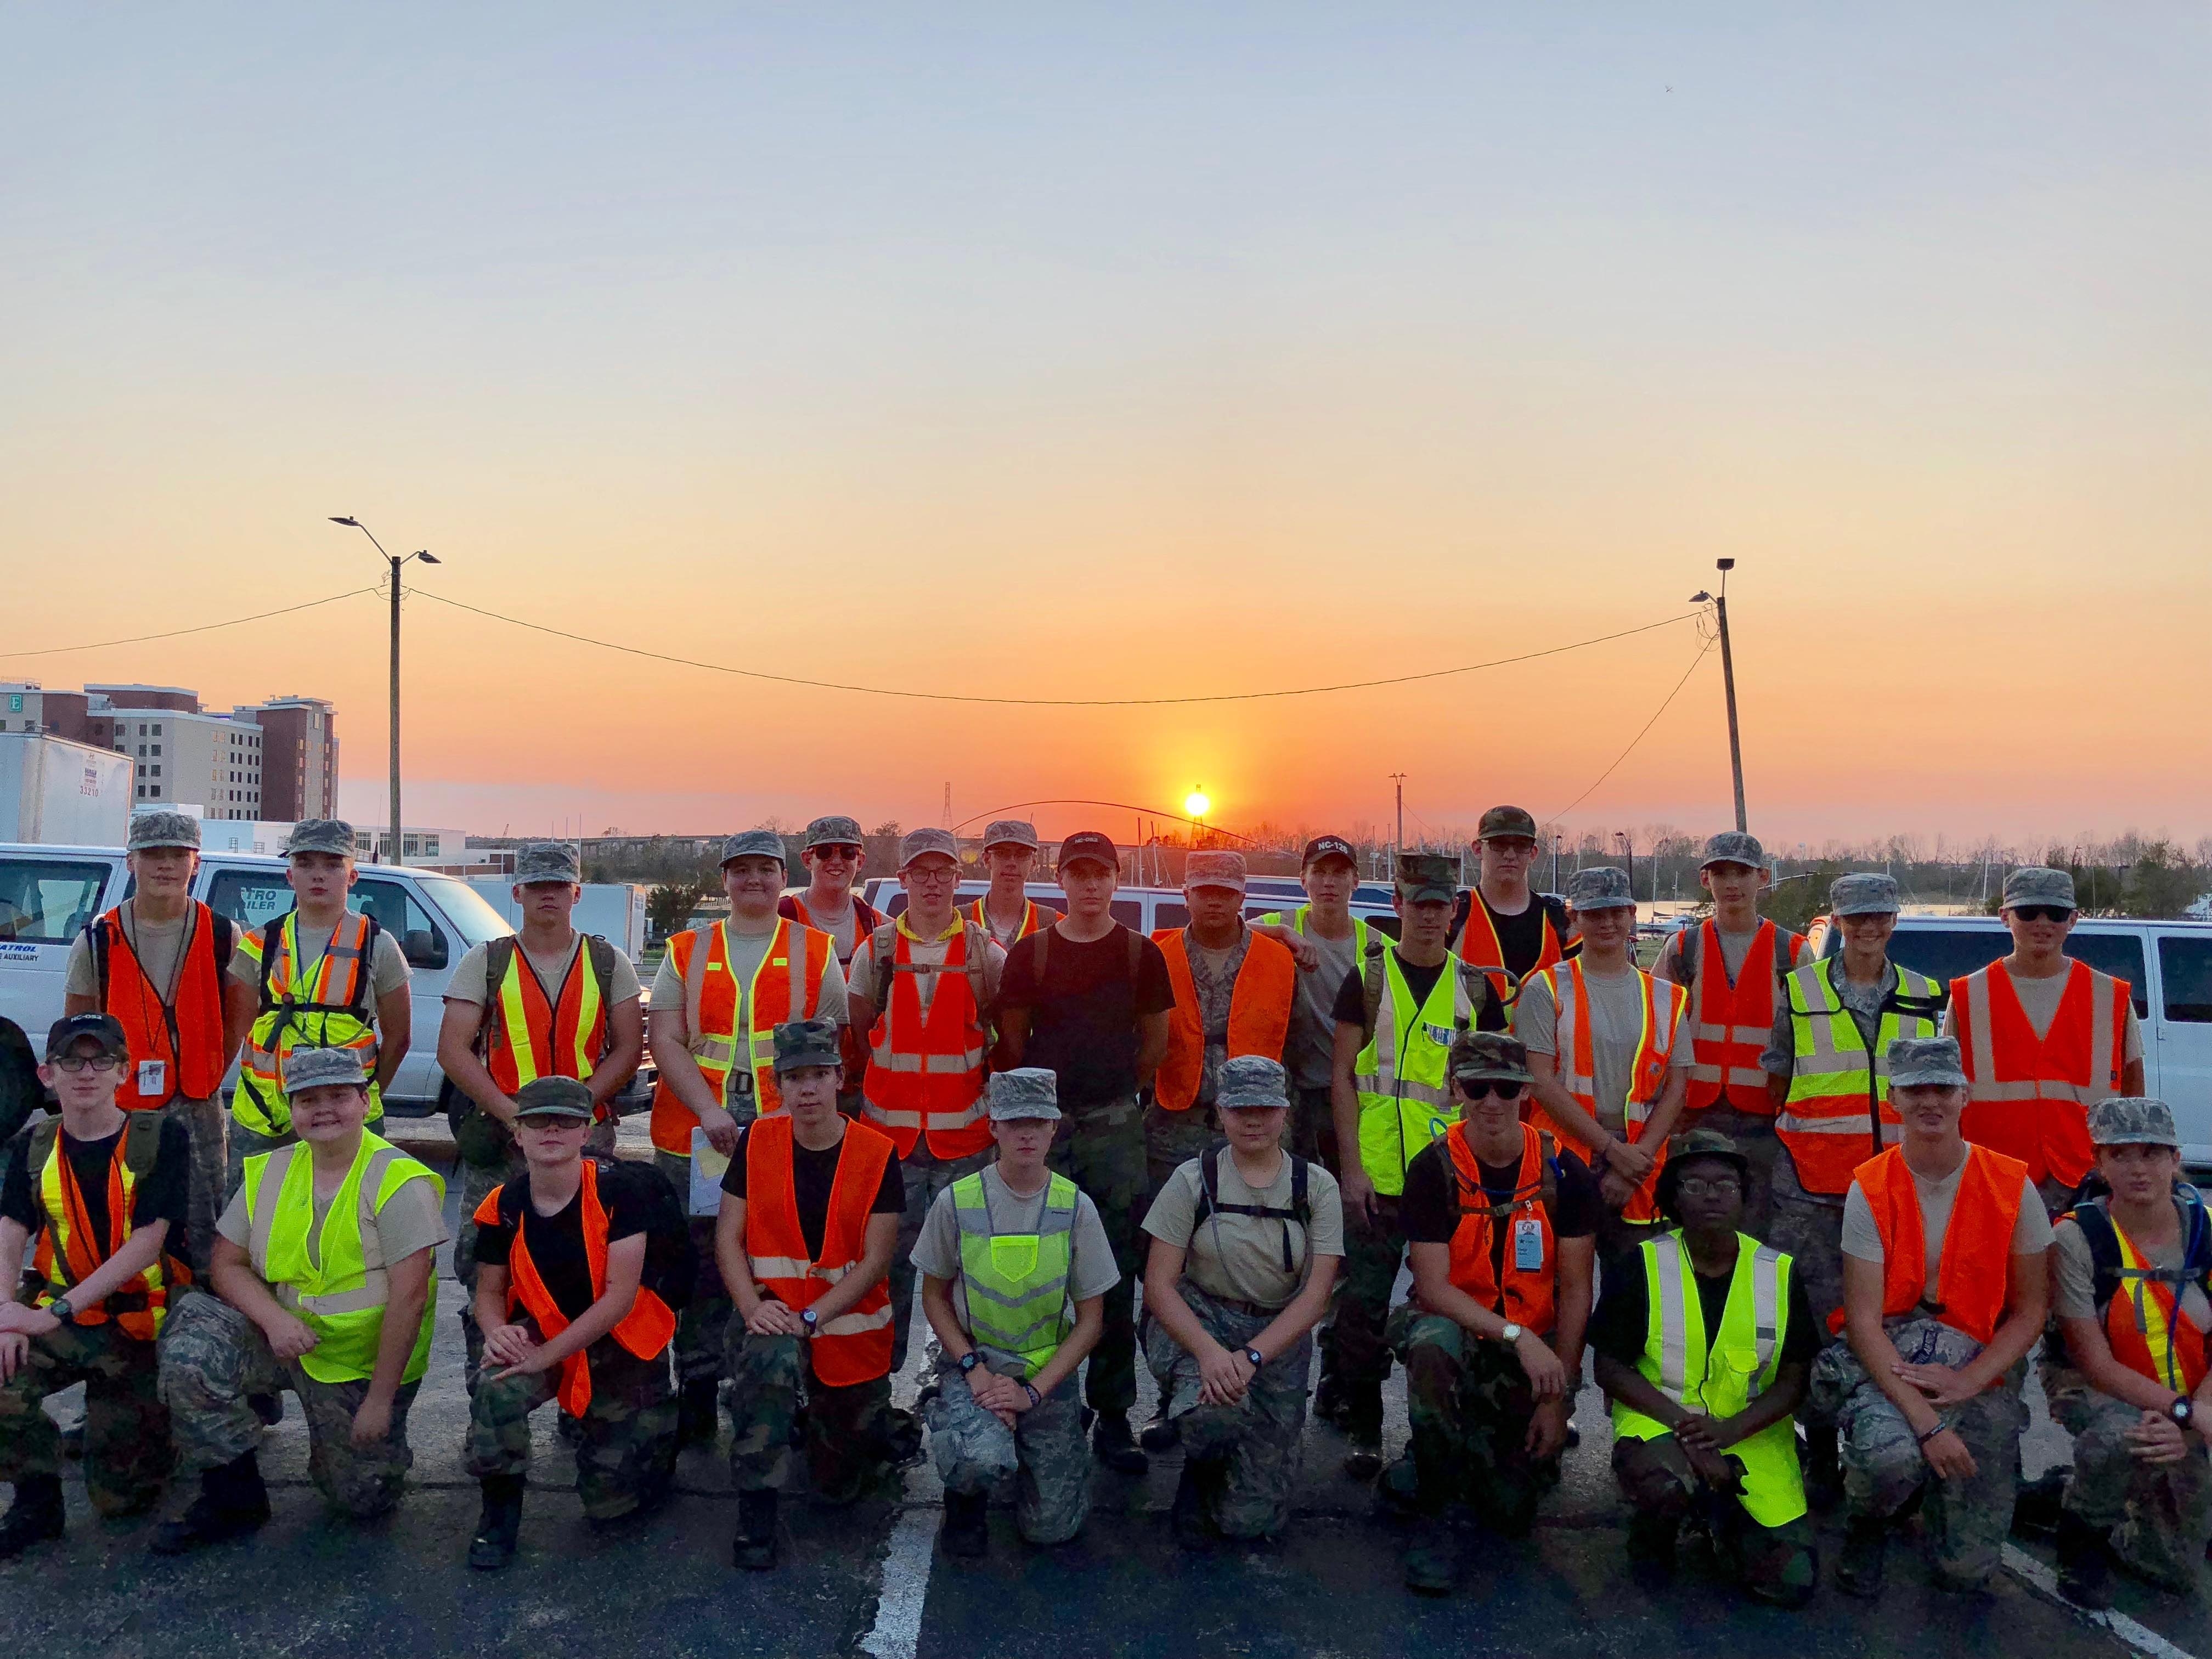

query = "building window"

[
  {"left": 137, "top": 724, "right": 146, "bottom": 736},
  {"left": 152, "top": 724, "right": 162, "bottom": 735},
  {"left": 150, "top": 765, "right": 160, "bottom": 777},
  {"left": 136, "top": 784, "right": 145, "bottom": 798},
  {"left": 149, "top": 785, "right": 160, "bottom": 798},
  {"left": 151, "top": 744, "right": 161, "bottom": 757}
]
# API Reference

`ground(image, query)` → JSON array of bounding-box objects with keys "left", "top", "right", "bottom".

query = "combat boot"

[
  {"left": 1171, "top": 1457, "right": 1222, "bottom": 1553},
  {"left": 151, "top": 1449, "right": 270, "bottom": 1555},
  {"left": 1403, "top": 1531, "right": 1458, "bottom": 1596},
  {"left": 2055, "top": 1512, "right": 2115, "bottom": 1610},
  {"left": 1835, "top": 1516, "right": 1887, "bottom": 1598},
  {"left": 732, "top": 1489, "right": 778, "bottom": 1570},
  {"left": 940, "top": 1489, "right": 989, "bottom": 1558},
  {"left": 467, "top": 1476, "right": 526, "bottom": 1571},
  {"left": 678, "top": 1379, "right": 720, "bottom": 1448},
  {"left": 1091, "top": 1410, "right": 1147, "bottom": 1474},
  {"left": 1138, "top": 1412, "right": 1180, "bottom": 1453},
  {"left": 0, "top": 1474, "right": 66, "bottom": 1560}
]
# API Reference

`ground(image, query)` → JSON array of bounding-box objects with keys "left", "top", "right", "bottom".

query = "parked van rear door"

[
  {"left": 2151, "top": 930, "right": 2212, "bottom": 1151},
  {"left": 0, "top": 849, "right": 122, "bottom": 1041}
]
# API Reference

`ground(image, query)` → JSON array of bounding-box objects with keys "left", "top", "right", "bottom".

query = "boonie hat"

[
  {"left": 1887, "top": 1036, "right": 1968, "bottom": 1090},
  {"left": 1477, "top": 806, "right": 1539, "bottom": 843},
  {"left": 513, "top": 1076, "right": 596, "bottom": 1121},
  {"left": 1216, "top": 1056, "right": 1289, "bottom": 1111},
  {"left": 1700, "top": 831, "right": 1768, "bottom": 872},
  {"left": 46, "top": 1012, "right": 128, "bottom": 1062},
  {"left": 127, "top": 810, "right": 201, "bottom": 853},
  {"left": 897, "top": 827, "right": 960, "bottom": 869},
  {"left": 1448, "top": 1031, "right": 1534, "bottom": 1086},
  {"left": 1829, "top": 873, "right": 1900, "bottom": 917},
  {"left": 285, "top": 819, "right": 356, "bottom": 858},
  {"left": 1566, "top": 866, "right": 1635, "bottom": 912},
  {"left": 720, "top": 828, "right": 788, "bottom": 868},
  {"left": 803, "top": 815, "right": 866, "bottom": 851},
  {"left": 282, "top": 1046, "right": 368, "bottom": 1092},
  {"left": 772, "top": 1018, "right": 843, "bottom": 1075},
  {"left": 2004, "top": 867, "right": 2077, "bottom": 912},
  {"left": 1058, "top": 831, "right": 1118, "bottom": 873},
  {"left": 988, "top": 1068, "right": 1062, "bottom": 1122},
  {"left": 2087, "top": 1097, "right": 2180, "bottom": 1150},
  {"left": 1396, "top": 853, "right": 1458, "bottom": 905},
  {"left": 512, "top": 840, "right": 582, "bottom": 885},
  {"left": 1184, "top": 850, "right": 1248, "bottom": 894},
  {"left": 982, "top": 820, "right": 1040, "bottom": 853},
  {"left": 1657, "top": 1128, "right": 1752, "bottom": 1214},
  {"left": 1302, "top": 834, "right": 1357, "bottom": 869}
]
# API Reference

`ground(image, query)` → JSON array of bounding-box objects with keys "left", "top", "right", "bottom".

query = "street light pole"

[
  {"left": 1390, "top": 774, "right": 1406, "bottom": 857},
  {"left": 330, "top": 518, "right": 439, "bottom": 865},
  {"left": 1713, "top": 559, "right": 1747, "bottom": 832}
]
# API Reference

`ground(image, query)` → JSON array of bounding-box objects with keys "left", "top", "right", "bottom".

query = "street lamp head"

[
  {"left": 415, "top": 551, "right": 441, "bottom": 565},
  {"left": 1689, "top": 590, "right": 1712, "bottom": 603},
  {"left": 1716, "top": 558, "right": 1735, "bottom": 572},
  {"left": 329, "top": 516, "right": 359, "bottom": 527}
]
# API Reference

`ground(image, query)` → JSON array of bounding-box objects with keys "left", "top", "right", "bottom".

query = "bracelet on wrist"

[
  {"left": 1914, "top": 1420, "right": 1950, "bottom": 1447},
  {"left": 1022, "top": 1381, "right": 1041, "bottom": 1407}
]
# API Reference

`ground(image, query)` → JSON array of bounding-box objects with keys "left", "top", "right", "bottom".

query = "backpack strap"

[
  {"left": 1361, "top": 937, "right": 1390, "bottom": 1042},
  {"left": 89, "top": 912, "right": 114, "bottom": 1007},
  {"left": 210, "top": 913, "right": 234, "bottom": 984},
  {"left": 1453, "top": 958, "right": 1493, "bottom": 1030},
  {"left": 347, "top": 913, "right": 384, "bottom": 1015},
  {"left": 122, "top": 1110, "right": 165, "bottom": 1179},
  {"left": 1198, "top": 1139, "right": 1310, "bottom": 1274},
  {"left": 256, "top": 916, "right": 286, "bottom": 1011},
  {"left": 1537, "top": 1129, "right": 1559, "bottom": 1218},
  {"left": 475, "top": 935, "right": 520, "bottom": 1051},
  {"left": 2074, "top": 1200, "right": 2124, "bottom": 1318},
  {"left": 1677, "top": 923, "right": 1701, "bottom": 990},
  {"left": 960, "top": 918, "right": 990, "bottom": 1024},
  {"left": 27, "top": 1118, "right": 62, "bottom": 1217}
]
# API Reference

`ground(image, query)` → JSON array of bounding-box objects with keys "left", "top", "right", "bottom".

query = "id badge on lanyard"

[
  {"left": 137, "top": 1059, "right": 167, "bottom": 1096},
  {"left": 1513, "top": 1216, "right": 1544, "bottom": 1272}
]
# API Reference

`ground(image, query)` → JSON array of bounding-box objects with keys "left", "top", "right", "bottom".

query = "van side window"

[
  {"left": 2158, "top": 938, "right": 2212, "bottom": 1024},
  {"left": 2064, "top": 935, "right": 2148, "bottom": 1017},
  {"left": 355, "top": 878, "right": 449, "bottom": 971},
  {"left": 1110, "top": 900, "right": 1143, "bottom": 930},
  {"left": 203, "top": 871, "right": 298, "bottom": 933},
  {"left": 1154, "top": 901, "right": 1189, "bottom": 931},
  {"left": 1877, "top": 929, "right": 2009, "bottom": 989},
  {"left": 0, "top": 860, "right": 109, "bottom": 944}
]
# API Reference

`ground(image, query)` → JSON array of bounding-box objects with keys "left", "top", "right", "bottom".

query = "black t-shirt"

[
  {"left": 472, "top": 1159, "right": 664, "bottom": 1324},
  {"left": 997, "top": 924, "right": 1177, "bottom": 1107},
  {"left": 1329, "top": 951, "right": 1508, "bottom": 1035},
  {"left": 720, "top": 1123, "right": 905, "bottom": 1262},
  {"left": 1469, "top": 894, "right": 1565, "bottom": 982},
  {"left": 0, "top": 1115, "right": 191, "bottom": 1257},
  {"left": 1588, "top": 1240, "right": 1820, "bottom": 1373},
  {"left": 1400, "top": 1135, "right": 1602, "bottom": 1302}
]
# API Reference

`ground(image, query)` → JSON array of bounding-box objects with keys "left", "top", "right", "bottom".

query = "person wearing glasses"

[
  {"left": 1449, "top": 806, "right": 1577, "bottom": 1008},
  {"left": 1385, "top": 1032, "right": 1598, "bottom": 1593},
  {"left": 1593, "top": 1129, "right": 1818, "bottom": 1607},
  {"left": 1945, "top": 867, "right": 2145, "bottom": 1216},
  {"left": 847, "top": 828, "right": 1007, "bottom": 1373},
  {"left": 781, "top": 814, "right": 887, "bottom": 1115}
]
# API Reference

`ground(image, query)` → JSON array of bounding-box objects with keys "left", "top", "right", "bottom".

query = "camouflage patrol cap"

[
  {"left": 772, "top": 1017, "right": 843, "bottom": 1075},
  {"left": 1658, "top": 1128, "right": 1751, "bottom": 1215},
  {"left": 1477, "top": 806, "right": 1540, "bottom": 843},
  {"left": 803, "top": 815, "right": 865, "bottom": 851},
  {"left": 1216, "top": 1055, "right": 1289, "bottom": 1111},
  {"left": 896, "top": 827, "right": 959, "bottom": 869},
  {"left": 1887, "top": 1035, "right": 1968, "bottom": 1090},
  {"left": 2087, "top": 1096, "right": 2180, "bottom": 1149},
  {"left": 512, "top": 1076, "right": 595, "bottom": 1121},
  {"left": 1448, "top": 1031, "right": 1533, "bottom": 1086},
  {"left": 512, "top": 839, "right": 582, "bottom": 885},
  {"left": 988, "top": 1067, "right": 1061, "bottom": 1121},
  {"left": 1829, "top": 873, "right": 1900, "bottom": 917},
  {"left": 720, "top": 828, "right": 787, "bottom": 868},
  {"left": 127, "top": 809, "right": 201, "bottom": 852},
  {"left": 1184, "top": 850, "right": 1248, "bottom": 894},
  {"left": 1565, "top": 866, "right": 1635, "bottom": 912},
  {"left": 1395, "top": 853, "right": 1459, "bottom": 905},
  {"left": 281, "top": 1045, "right": 368, "bottom": 1092},
  {"left": 981, "top": 819, "right": 1040, "bottom": 852},
  {"left": 2003, "top": 866, "right": 2076, "bottom": 912},
  {"left": 1699, "top": 831, "right": 1768, "bottom": 872},
  {"left": 285, "top": 819, "right": 356, "bottom": 858}
]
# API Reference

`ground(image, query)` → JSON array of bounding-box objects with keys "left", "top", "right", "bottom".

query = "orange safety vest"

[
  {"left": 862, "top": 918, "right": 992, "bottom": 1160},
  {"left": 780, "top": 893, "right": 884, "bottom": 961},
  {"left": 1838, "top": 1142, "right": 2026, "bottom": 1342},
  {"left": 648, "top": 918, "right": 836, "bottom": 1156},
  {"left": 1453, "top": 892, "right": 1570, "bottom": 1006},
  {"left": 1151, "top": 928, "right": 1296, "bottom": 1113},
  {"left": 1954, "top": 959, "right": 2129, "bottom": 1190},
  {"left": 1683, "top": 920, "right": 1802, "bottom": 1116},
  {"left": 94, "top": 901, "right": 228, "bottom": 1109},
  {"left": 964, "top": 895, "right": 1058, "bottom": 944},
  {"left": 486, "top": 936, "right": 614, "bottom": 1118},
  {"left": 30, "top": 1118, "right": 188, "bottom": 1339},
  {"left": 1443, "top": 1121, "right": 1558, "bottom": 1336},
  {"left": 1525, "top": 958, "right": 1685, "bottom": 1226},
  {"left": 742, "top": 1113, "right": 895, "bottom": 1386},
  {"left": 475, "top": 1158, "right": 676, "bottom": 1415}
]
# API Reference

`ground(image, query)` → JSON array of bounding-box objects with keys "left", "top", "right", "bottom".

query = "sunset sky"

[{"left": 6, "top": 6, "right": 2208, "bottom": 853}]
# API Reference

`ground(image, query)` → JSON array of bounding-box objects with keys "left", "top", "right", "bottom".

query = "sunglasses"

[
  {"left": 2011, "top": 905, "right": 2074, "bottom": 924},
  {"left": 52, "top": 1053, "right": 122, "bottom": 1074},
  {"left": 1457, "top": 1079, "right": 1525, "bottom": 1102}
]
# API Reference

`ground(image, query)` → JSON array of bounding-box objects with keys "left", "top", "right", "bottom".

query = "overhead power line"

[
  {"left": 0, "top": 588, "right": 381, "bottom": 659},
  {"left": 1546, "top": 635, "right": 1718, "bottom": 823}
]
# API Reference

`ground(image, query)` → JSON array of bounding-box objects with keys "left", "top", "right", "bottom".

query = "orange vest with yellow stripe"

[{"left": 28, "top": 1114, "right": 189, "bottom": 1339}]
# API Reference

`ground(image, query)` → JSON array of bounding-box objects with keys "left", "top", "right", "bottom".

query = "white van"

[
  {"left": 0, "top": 842, "right": 653, "bottom": 1118},
  {"left": 1814, "top": 915, "right": 2212, "bottom": 1165}
]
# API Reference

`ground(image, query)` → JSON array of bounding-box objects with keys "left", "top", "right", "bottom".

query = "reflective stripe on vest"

[
  {"left": 740, "top": 1114, "right": 895, "bottom": 1385},
  {"left": 1443, "top": 1121, "right": 1556, "bottom": 1336},
  {"left": 1528, "top": 959, "right": 1684, "bottom": 1224},
  {"left": 964, "top": 896, "right": 1053, "bottom": 944},
  {"left": 862, "top": 918, "right": 991, "bottom": 1160},
  {"left": 950, "top": 1170, "right": 1078, "bottom": 1379},
  {"left": 1152, "top": 927, "right": 1296, "bottom": 1113},
  {"left": 488, "top": 938, "right": 608, "bottom": 1099},
  {"left": 1955, "top": 959, "right": 2128, "bottom": 1189},
  {"left": 1839, "top": 1142, "right": 2026, "bottom": 1344},
  {"left": 648, "top": 918, "right": 833, "bottom": 1156},
  {"left": 1775, "top": 958, "right": 1944, "bottom": 1197},
  {"left": 98, "top": 901, "right": 227, "bottom": 1109},
  {"left": 30, "top": 1125, "right": 179, "bottom": 1339},
  {"left": 1685, "top": 920, "right": 1792, "bottom": 1114},
  {"left": 1611, "top": 1229, "right": 1805, "bottom": 1527},
  {"left": 1351, "top": 951, "right": 1482, "bottom": 1196},
  {"left": 243, "top": 1133, "right": 443, "bottom": 1384},
  {"left": 233, "top": 910, "right": 382, "bottom": 1136}
]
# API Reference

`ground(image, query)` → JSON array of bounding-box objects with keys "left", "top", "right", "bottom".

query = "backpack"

[
  {"left": 1447, "top": 1128, "right": 1561, "bottom": 1222},
  {"left": 450, "top": 934, "right": 627, "bottom": 1159},
  {"left": 88, "top": 909, "right": 235, "bottom": 1008},
  {"left": 2066, "top": 1176, "right": 2212, "bottom": 1318},
  {"left": 27, "top": 1111, "right": 167, "bottom": 1223},
  {"left": 1197, "top": 1140, "right": 1312, "bottom": 1275},
  {"left": 866, "top": 919, "right": 992, "bottom": 1030},
  {"left": 252, "top": 911, "right": 381, "bottom": 1017},
  {"left": 499, "top": 1156, "right": 697, "bottom": 1312},
  {"left": 1673, "top": 918, "right": 1798, "bottom": 994}
]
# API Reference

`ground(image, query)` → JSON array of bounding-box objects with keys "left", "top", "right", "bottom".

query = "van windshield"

[{"left": 416, "top": 873, "right": 515, "bottom": 947}]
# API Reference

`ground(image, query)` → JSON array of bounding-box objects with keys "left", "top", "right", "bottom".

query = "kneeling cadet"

[
  {"left": 914, "top": 1068, "right": 1118, "bottom": 1556},
  {"left": 465, "top": 1076, "right": 682, "bottom": 1570},
  {"left": 157, "top": 1045, "right": 444, "bottom": 1551}
]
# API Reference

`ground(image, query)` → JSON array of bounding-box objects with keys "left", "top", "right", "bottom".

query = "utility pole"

[
  {"left": 1390, "top": 774, "right": 1407, "bottom": 858},
  {"left": 1616, "top": 831, "right": 1635, "bottom": 912},
  {"left": 1552, "top": 832, "right": 1562, "bottom": 894},
  {"left": 330, "top": 517, "right": 439, "bottom": 864},
  {"left": 1714, "top": 560, "right": 1747, "bottom": 832}
]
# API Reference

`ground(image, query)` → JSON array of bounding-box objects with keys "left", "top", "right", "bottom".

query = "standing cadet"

[
  {"left": 1390, "top": 1034, "right": 1598, "bottom": 1593},
  {"left": 847, "top": 827, "right": 1005, "bottom": 1372},
  {"left": 2043, "top": 1096, "right": 2212, "bottom": 1605},
  {"left": 913, "top": 1068, "right": 1117, "bottom": 1557},
  {"left": 1593, "top": 1130, "right": 1818, "bottom": 1607},
  {"left": 224, "top": 820, "right": 413, "bottom": 1188},
  {"left": 156, "top": 1046, "right": 445, "bottom": 1552},
  {"left": 966, "top": 819, "right": 1060, "bottom": 947},
  {"left": 1826, "top": 1036, "right": 2052, "bottom": 1597},
  {"left": 714, "top": 1019, "right": 904, "bottom": 1569},
  {"left": 995, "top": 830, "right": 1176, "bottom": 1474},
  {"left": 1148, "top": 850, "right": 1297, "bottom": 1195},
  {"left": 1949, "top": 867, "right": 2145, "bottom": 1214},
  {"left": 780, "top": 814, "right": 885, "bottom": 1114},
  {"left": 0, "top": 1014, "right": 190, "bottom": 1558},
  {"left": 1254, "top": 833, "right": 1369, "bottom": 1167},
  {"left": 438, "top": 839, "right": 645, "bottom": 1385},
  {"left": 1452, "top": 806, "right": 1577, "bottom": 1005},
  {"left": 463, "top": 1077, "right": 680, "bottom": 1570},
  {"left": 1654, "top": 831, "right": 1806, "bottom": 1235},
  {"left": 648, "top": 829, "right": 844, "bottom": 1444},
  {"left": 1325, "top": 852, "right": 1501, "bottom": 1477},
  {"left": 1516, "top": 867, "right": 1691, "bottom": 1260},
  {"left": 1143, "top": 1057, "right": 1342, "bottom": 1548},
  {"left": 63, "top": 810, "right": 240, "bottom": 1276}
]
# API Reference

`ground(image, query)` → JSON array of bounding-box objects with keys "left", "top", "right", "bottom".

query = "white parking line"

[
  {"left": 860, "top": 1307, "right": 940, "bottom": 1659},
  {"left": 2004, "top": 1543, "right": 2203, "bottom": 1659}
]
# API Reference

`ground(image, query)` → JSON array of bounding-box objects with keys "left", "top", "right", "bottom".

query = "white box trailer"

[
  {"left": 0, "top": 733, "right": 133, "bottom": 846},
  {"left": 466, "top": 878, "right": 647, "bottom": 960}
]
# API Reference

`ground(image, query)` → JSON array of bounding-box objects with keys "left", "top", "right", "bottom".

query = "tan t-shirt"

[
  {"left": 1512, "top": 966, "right": 1691, "bottom": 1133},
  {"left": 1143, "top": 1149, "right": 1346, "bottom": 1310},
  {"left": 63, "top": 904, "right": 235, "bottom": 1001},
  {"left": 216, "top": 1151, "right": 448, "bottom": 1272},
  {"left": 443, "top": 935, "right": 642, "bottom": 1008},
  {"left": 226, "top": 916, "right": 410, "bottom": 1000}
]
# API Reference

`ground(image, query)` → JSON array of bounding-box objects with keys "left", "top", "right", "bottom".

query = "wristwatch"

[
  {"left": 958, "top": 1351, "right": 982, "bottom": 1375},
  {"left": 1498, "top": 1322, "right": 1525, "bottom": 1345},
  {"left": 46, "top": 1296, "right": 75, "bottom": 1325},
  {"left": 2172, "top": 1397, "right": 2195, "bottom": 1430},
  {"left": 800, "top": 1308, "right": 819, "bottom": 1338},
  {"left": 1242, "top": 1347, "right": 1265, "bottom": 1370}
]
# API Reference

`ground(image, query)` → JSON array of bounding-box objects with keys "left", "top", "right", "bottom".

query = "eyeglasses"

[
  {"left": 905, "top": 866, "right": 960, "bottom": 885},
  {"left": 1457, "top": 1079, "right": 1525, "bottom": 1102},
  {"left": 53, "top": 1054, "right": 121, "bottom": 1074},
  {"left": 2011, "top": 905, "right": 2074, "bottom": 924},
  {"left": 1673, "top": 1176, "right": 1742, "bottom": 1198}
]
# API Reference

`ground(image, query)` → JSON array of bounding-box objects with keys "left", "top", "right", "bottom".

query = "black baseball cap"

[
  {"left": 1302, "top": 834, "right": 1357, "bottom": 870},
  {"left": 1057, "top": 831, "right": 1119, "bottom": 873},
  {"left": 47, "top": 1012, "right": 128, "bottom": 1062}
]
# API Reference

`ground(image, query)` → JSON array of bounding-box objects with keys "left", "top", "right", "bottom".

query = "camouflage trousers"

[
  {"left": 725, "top": 1328, "right": 895, "bottom": 1500},
  {"left": 1766, "top": 1161, "right": 1847, "bottom": 1342},
  {"left": 0, "top": 1318, "right": 169, "bottom": 1514},
  {"left": 1144, "top": 1101, "right": 1218, "bottom": 1201},
  {"left": 1319, "top": 1195, "right": 1402, "bottom": 1421},
  {"left": 1390, "top": 1306, "right": 1557, "bottom": 1534},
  {"left": 1677, "top": 1103, "right": 1779, "bottom": 1239},
  {"left": 1289, "top": 1086, "right": 1340, "bottom": 1173},
  {"left": 1144, "top": 1285, "right": 1313, "bottom": 1539},
  {"left": 1612, "top": 1432, "right": 1818, "bottom": 1601},
  {"left": 455, "top": 1128, "right": 618, "bottom": 1390},
  {"left": 464, "top": 1331, "right": 678, "bottom": 1519},
  {"left": 656, "top": 1150, "right": 731, "bottom": 1389},
  {"left": 926, "top": 1357, "right": 1090, "bottom": 1544},
  {"left": 2043, "top": 1356, "right": 2212, "bottom": 1592},
  {"left": 166, "top": 1095, "right": 226, "bottom": 1278},
  {"left": 157, "top": 1291, "right": 420, "bottom": 1518},
  {"left": 888, "top": 1140, "right": 994, "bottom": 1375},
  {"left": 1820, "top": 1317, "right": 2026, "bottom": 1588},
  {"left": 1047, "top": 1096, "right": 1146, "bottom": 1417}
]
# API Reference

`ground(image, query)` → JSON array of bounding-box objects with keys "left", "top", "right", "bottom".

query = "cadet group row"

[{"left": 0, "top": 807, "right": 2202, "bottom": 1609}]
